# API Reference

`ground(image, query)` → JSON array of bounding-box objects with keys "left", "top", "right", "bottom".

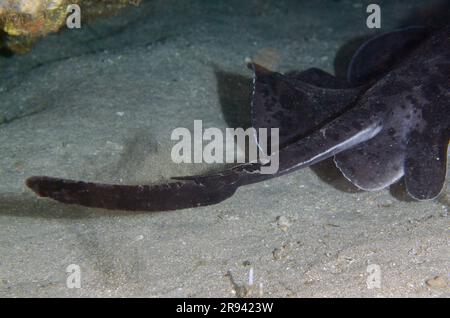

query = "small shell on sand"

[
  {"left": 425, "top": 275, "right": 448, "bottom": 289},
  {"left": 251, "top": 47, "right": 281, "bottom": 71},
  {"left": 276, "top": 215, "right": 291, "bottom": 232}
]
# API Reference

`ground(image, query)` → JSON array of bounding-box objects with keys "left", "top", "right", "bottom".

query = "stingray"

[{"left": 26, "top": 25, "right": 450, "bottom": 211}]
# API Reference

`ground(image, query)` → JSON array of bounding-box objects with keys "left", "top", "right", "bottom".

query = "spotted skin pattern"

[{"left": 26, "top": 26, "right": 450, "bottom": 211}]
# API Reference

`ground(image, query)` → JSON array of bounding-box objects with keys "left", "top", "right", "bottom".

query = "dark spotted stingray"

[{"left": 26, "top": 25, "right": 450, "bottom": 211}]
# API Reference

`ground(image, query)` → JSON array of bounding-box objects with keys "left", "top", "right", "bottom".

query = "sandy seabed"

[{"left": 0, "top": 0, "right": 448, "bottom": 297}]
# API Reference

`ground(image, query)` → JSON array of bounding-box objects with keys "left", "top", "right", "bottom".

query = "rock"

[{"left": 0, "top": 0, "right": 142, "bottom": 53}]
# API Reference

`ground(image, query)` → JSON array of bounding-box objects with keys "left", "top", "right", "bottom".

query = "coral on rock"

[{"left": 0, "top": 0, "right": 141, "bottom": 53}]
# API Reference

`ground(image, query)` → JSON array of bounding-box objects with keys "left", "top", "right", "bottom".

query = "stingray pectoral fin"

[
  {"left": 404, "top": 134, "right": 448, "bottom": 200},
  {"left": 334, "top": 129, "right": 407, "bottom": 191},
  {"left": 248, "top": 63, "right": 360, "bottom": 148},
  {"left": 26, "top": 175, "right": 238, "bottom": 211},
  {"left": 347, "top": 26, "right": 429, "bottom": 85}
]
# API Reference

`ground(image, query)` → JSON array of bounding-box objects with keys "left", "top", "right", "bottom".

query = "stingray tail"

[
  {"left": 25, "top": 62, "right": 387, "bottom": 212},
  {"left": 26, "top": 108, "right": 382, "bottom": 211},
  {"left": 26, "top": 175, "right": 240, "bottom": 211}
]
